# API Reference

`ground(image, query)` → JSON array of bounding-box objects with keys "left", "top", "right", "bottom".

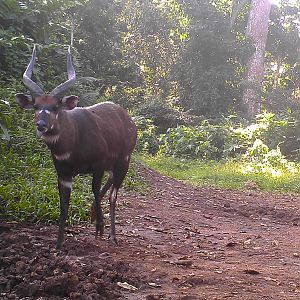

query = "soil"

[{"left": 1, "top": 166, "right": 300, "bottom": 300}]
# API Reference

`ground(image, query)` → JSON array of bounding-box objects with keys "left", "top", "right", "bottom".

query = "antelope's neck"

[{"left": 42, "top": 111, "right": 75, "bottom": 159}]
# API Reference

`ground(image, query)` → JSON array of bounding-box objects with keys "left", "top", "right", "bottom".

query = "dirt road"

[{"left": 1, "top": 167, "right": 300, "bottom": 299}]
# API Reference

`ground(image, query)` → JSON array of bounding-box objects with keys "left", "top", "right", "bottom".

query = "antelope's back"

[{"left": 87, "top": 101, "right": 137, "bottom": 154}]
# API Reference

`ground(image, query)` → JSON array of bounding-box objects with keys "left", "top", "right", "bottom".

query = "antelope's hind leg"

[
  {"left": 92, "top": 171, "right": 113, "bottom": 237},
  {"left": 108, "top": 185, "right": 119, "bottom": 245},
  {"left": 108, "top": 160, "right": 130, "bottom": 245}
]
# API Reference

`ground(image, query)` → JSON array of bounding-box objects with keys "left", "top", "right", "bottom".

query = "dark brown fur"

[{"left": 16, "top": 93, "right": 137, "bottom": 249}]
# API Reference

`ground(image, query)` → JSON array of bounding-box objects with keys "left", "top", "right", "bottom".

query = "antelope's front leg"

[{"left": 56, "top": 176, "right": 72, "bottom": 250}]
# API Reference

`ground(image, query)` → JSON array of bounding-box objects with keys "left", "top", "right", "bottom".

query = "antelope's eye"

[{"left": 33, "top": 104, "right": 39, "bottom": 110}]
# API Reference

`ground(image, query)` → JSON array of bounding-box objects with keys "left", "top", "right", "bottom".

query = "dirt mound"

[
  {"left": 0, "top": 224, "right": 143, "bottom": 299},
  {"left": 1, "top": 166, "right": 300, "bottom": 299}
]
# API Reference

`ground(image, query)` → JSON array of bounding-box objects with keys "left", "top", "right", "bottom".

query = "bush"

[
  {"left": 223, "top": 112, "right": 299, "bottom": 159},
  {"left": 241, "top": 139, "right": 298, "bottom": 177},
  {"left": 133, "top": 116, "right": 159, "bottom": 155},
  {"left": 135, "top": 98, "right": 184, "bottom": 132},
  {"left": 156, "top": 112, "right": 300, "bottom": 165},
  {"left": 159, "top": 124, "right": 219, "bottom": 159}
]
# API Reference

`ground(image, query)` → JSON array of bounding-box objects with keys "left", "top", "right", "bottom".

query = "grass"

[
  {"left": 0, "top": 149, "right": 146, "bottom": 224},
  {"left": 138, "top": 154, "right": 300, "bottom": 194}
]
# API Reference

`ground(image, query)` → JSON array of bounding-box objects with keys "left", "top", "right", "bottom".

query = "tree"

[
  {"left": 242, "top": 0, "right": 272, "bottom": 119},
  {"left": 173, "top": 0, "right": 250, "bottom": 117},
  {"left": 265, "top": 1, "right": 300, "bottom": 112}
]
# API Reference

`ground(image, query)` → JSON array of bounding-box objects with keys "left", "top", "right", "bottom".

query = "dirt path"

[{"left": 1, "top": 167, "right": 300, "bottom": 299}]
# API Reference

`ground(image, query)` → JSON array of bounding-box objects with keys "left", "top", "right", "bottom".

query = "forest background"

[{"left": 0, "top": 0, "right": 300, "bottom": 223}]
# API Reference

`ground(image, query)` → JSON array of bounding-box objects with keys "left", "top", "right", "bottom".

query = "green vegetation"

[
  {"left": 136, "top": 110, "right": 300, "bottom": 193},
  {"left": 1, "top": 0, "right": 300, "bottom": 224},
  {"left": 139, "top": 155, "right": 300, "bottom": 194},
  {"left": 0, "top": 152, "right": 145, "bottom": 224}
]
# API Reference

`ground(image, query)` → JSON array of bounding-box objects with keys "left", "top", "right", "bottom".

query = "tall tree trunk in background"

[{"left": 243, "top": 0, "right": 271, "bottom": 119}]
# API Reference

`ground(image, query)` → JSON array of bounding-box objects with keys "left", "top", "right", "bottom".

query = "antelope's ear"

[
  {"left": 15, "top": 93, "right": 34, "bottom": 109},
  {"left": 61, "top": 95, "right": 79, "bottom": 110}
]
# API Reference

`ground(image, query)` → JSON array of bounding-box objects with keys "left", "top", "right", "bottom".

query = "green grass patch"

[
  {"left": 0, "top": 150, "right": 146, "bottom": 224},
  {"left": 138, "top": 154, "right": 300, "bottom": 193}
]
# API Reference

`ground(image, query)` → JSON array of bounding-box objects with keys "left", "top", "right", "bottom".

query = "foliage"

[
  {"left": 117, "top": 0, "right": 189, "bottom": 102},
  {"left": 265, "top": 1, "right": 300, "bottom": 109},
  {"left": 172, "top": 0, "right": 252, "bottom": 117},
  {"left": 1, "top": 0, "right": 299, "bottom": 116},
  {"left": 241, "top": 139, "right": 298, "bottom": 177},
  {"left": 133, "top": 116, "right": 159, "bottom": 155},
  {"left": 135, "top": 98, "right": 183, "bottom": 132},
  {"left": 223, "top": 111, "right": 300, "bottom": 159},
  {"left": 0, "top": 99, "right": 11, "bottom": 141},
  {"left": 159, "top": 123, "right": 220, "bottom": 159},
  {"left": 156, "top": 112, "right": 300, "bottom": 178}
]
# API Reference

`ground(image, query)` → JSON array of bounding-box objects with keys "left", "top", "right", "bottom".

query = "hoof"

[{"left": 108, "top": 235, "right": 118, "bottom": 245}]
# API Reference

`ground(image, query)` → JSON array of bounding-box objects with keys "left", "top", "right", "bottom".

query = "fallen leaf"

[
  {"left": 244, "top": 239, "right": 252, "bottom": 245},
  {"left": 117, "top": 281, "right": 138, "bottom": 291},
  {"left": 244, "top": 269, "right": 260, "bottom": 275},
  {"left": 174, "top": 260, "right": 193, "bottom": 267},
  {"left": 148, "top": 282, "right": 162, "bottom": 288}
]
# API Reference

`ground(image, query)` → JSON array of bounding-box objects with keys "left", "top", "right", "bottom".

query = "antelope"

[{"left": 15, "top": 46, "right": 137, "bottom": 249}]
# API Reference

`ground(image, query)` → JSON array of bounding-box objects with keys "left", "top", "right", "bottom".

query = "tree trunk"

[{"left": 243, "top": 0, "right": 271, "bottom": 119}]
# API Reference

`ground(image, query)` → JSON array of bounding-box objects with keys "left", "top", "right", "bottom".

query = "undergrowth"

[
  {"left": 0, "top": 150, "right": 145, "bottom": 224},
  {"left": 139, "top": 154, "right": 300, "bottom": 194}
]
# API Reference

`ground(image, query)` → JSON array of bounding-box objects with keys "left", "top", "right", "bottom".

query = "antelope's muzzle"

[{"left": 36, "top": 120, "right": 47, "bottom": 133}]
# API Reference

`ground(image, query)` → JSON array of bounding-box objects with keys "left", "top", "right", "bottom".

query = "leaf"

[
  {"left": 148, "top": 282, "right": 162, "bottom": 288},
  {"left": 117, "top": 281, "right": 138, "bottom": 291},
  {"left": 0, "top": 99, "right": 10, "bottom": 106},
  {"left": 230, "top": 0, "right": 250, "bottom": 28},
  {"left": 0, "top": 122, "right": 10, "bottom": 141}
]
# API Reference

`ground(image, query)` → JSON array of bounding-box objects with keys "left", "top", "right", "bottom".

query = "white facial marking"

[
  {"left": 54, "top": 152, "right": 71, "bottom": 161},
  {"left": 50, "top": 125, "right": 54, "bottom": 130},
  {"left": 56, "top": 114, "right": 59, "bottom": 120},
  {"left": 41, "top": 134, "right": 59, "bottom": 144},
  {"left": 38, "top": 109, "right": 51, "bottom": 115},
  {"left": 59, "top": 179, "right": 72, "bottom": 189},
  {"left": 125, "top": 155, "right": 130, "bottom": 162}
]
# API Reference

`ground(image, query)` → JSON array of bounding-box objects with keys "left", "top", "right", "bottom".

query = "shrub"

[
  {"left": 223, "top": 111, "right": 299, "bottom": 159},
  {"left": 133, "top": 116, "right": 159, "bottom": 155},
  {"left": 241, "top": 139, "right": 298, "bottom": 177},
  {"left": 135, "top": 98, "right": 184, "bottom": 132},
  {"left": 159, "top": 124, "right": 219, "bottom": 159}
]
